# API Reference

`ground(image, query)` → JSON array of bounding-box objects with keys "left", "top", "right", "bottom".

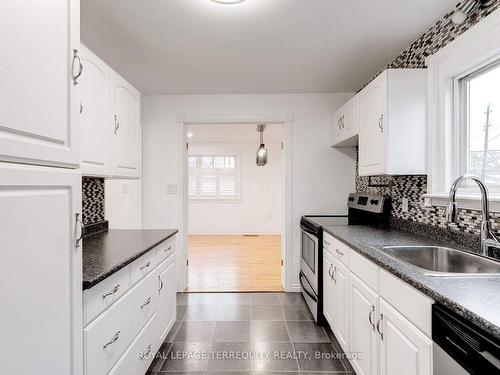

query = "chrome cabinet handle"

[
  {"left": 72, "top": 49, "right": 83, "bottom": 86},
  {"left": 368, "top": 305, "right": 375, "bottom": 330},
  {"left": 75, "top": 213, "right": 84, "bottom": 247},
  {"left": 79, "top": 101, "right": 84, "bottom": 114},
  {"left": 140, "top": 261, "right": 151, "bottom": 270},
  {"left": 376, "top": 314, "right": 384, "bottom": 340},
  {"left": 328, "top": 264, "right": 333, "bottom": 278},
  {"left": 166, "top": 246, "right": 172, "bottom": 252},
  {"left": 140, "top": 297, "right": 152, "bottom": 309},
  {"left": 324, "top": 240, "right": 331, "bottom": 246},
  {"left": 332, "top": 266, "right": 337, "bottom": 283},
  {"left": 158, "top": 276, "right": 164, "bottom": 292},
  {"left": 335, "top": 249, "right": 344, "bottom": 256},
  {"left": 103, "top": 331, "right": 120, "bottom": 349},
  {"left": 102, "top": 284, "right": 120, "bottom": 299},
  {"left": 114, "top": 114, "right": 120, "bottom": 134},
  {"left": 378, "top": 114, "right": 384, "bottom": 133},
  {"left": 337, "top": 116, "right": 342, "bottom": 130}
]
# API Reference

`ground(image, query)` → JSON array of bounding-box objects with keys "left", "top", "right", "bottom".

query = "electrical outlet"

[{"left": 401, "top": 198, "right": 409, "bottom": 213}]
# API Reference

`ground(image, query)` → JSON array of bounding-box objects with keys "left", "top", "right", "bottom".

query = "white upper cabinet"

[
  {"left": 80, "top": 45, "right": 112, "bottom": 176},
  {"left": 112, "top": 74, "right": 141, "bottom": 178},
  {"left": 358, "top": 69, "right": 427, "bottom": 176},
  {"left": 331, "top": 95, "right": 358, "bottom": 147},
  {"left": 0, "top": 0, "right": 80, "bottom": 168},
  {"left": 0, "top": 163, "right": 82, "bottom": 375},
  {"left": 79, "top": 47, "right": 141, "bottom": 179}
]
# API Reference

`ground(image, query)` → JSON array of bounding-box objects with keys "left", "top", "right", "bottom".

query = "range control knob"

[
  {"left": 370, "top": 199, "right": 379, "bottom": 205},
  {"left": 348, "top": 197, "right": 355, "bottom": 202}
]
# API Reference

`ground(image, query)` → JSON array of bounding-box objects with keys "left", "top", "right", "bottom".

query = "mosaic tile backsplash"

[
  {"left": 356, "top": 0, "right": 500, "bottom": 240},
  {"left": 82, "top": 177, "right": 105, "bottom": 226}
]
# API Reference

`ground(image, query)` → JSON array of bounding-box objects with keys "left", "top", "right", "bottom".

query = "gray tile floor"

[{"left": 147, "top": 292, "right": 354, "bottom": 374}]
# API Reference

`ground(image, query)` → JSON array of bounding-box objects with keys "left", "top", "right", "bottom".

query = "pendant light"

[{"left": 256, "top": 124, "right": 268, "bottom": 166}]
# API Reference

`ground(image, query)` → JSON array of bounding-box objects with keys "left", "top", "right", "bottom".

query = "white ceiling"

[
  {"left": 187, "top": 123, "right": 284, "bottom": 143},
  {"left": 81, "top": 0, "right": 457, "bottom": 95}
]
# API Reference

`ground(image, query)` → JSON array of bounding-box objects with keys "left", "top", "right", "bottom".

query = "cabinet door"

[
  {"left": 349, "top": 273, "right": 379, "bottom": 375},
  {"left": 332, "top": 258, "right": 350, "bottom": 352},
  {"left": 331, "top": 108, "right": 344, "bottom": 146},
  {"left": 0, "top": 163, "right": 82, "bottom": 375},
  {"left": 0, "top": 0, "right": 80, "bottom": 168},
  {"left": 80, "top": 45, "right": 112, "bottom": 176},
  {"left": 358, "top": 73, "right": 387, "bottom": 176},
  {"left": 322, "top": 251, "right": 335, "bottom": 327},
  {"left": 156, "top": 253, "right": 177, "bottom": 343},
  {"left": 342, "top": 96, "right": 358, "bottom": 137},
  {"left": 379, "top": 299, "right": 432, "bottom": 375},
  {"left": 112, "top": 74, "right": 141, "bottom": 178}
]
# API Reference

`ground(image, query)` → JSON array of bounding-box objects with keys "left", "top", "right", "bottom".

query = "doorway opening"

[{"left": 184, "top": 123, "right": 285, "bottom": 292}]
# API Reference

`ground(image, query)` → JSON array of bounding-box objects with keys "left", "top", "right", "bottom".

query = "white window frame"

[
  {"left": 425, "top": 7, "right": 500, "bottom": 211},
  {"left": 188, "top": 152, "right": 241, "bottom": 202}
]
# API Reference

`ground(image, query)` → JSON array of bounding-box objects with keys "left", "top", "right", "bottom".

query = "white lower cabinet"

[
  {"left": 323, "top": 250, "right": 335, "bottom": 327},
  {"left": 349, "top": 273, "right": 378, "bottom": 375},
  {"left": 83, "top": 237, "right": 177, "bottom": 375},
  {"left": 109, "top": 313, "right": 158, "bottom": 375},
  {"left": 332, "top": 258, "right": 350, "bottom": 352},
  {"left": 323, "top": 241, "right": 434, "bottom": 375},
  {"left": 156, "top": 254, "right": 177, "bottom": 342},
  {"left": 379, "top": 299, "right": 433, "bottom": 375},
  {"left": 323, "top": 251, "right": 350, "bottom": 352},
  {"left": 0, "top": 164, "right": 82, "bottom": 375}
]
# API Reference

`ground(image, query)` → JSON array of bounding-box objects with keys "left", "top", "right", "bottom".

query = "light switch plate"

[{"left": 167, "top": 184, "right": 177, "bottom": 194}]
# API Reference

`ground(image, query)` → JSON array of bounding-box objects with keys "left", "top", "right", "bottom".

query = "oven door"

[{"left": 300, "top": 226, "right": 319, "bottom": 294}]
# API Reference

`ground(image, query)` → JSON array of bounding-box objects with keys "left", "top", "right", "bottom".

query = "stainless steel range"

[{"left": 299, "top": 193, "right": 390, "bottom": 322}]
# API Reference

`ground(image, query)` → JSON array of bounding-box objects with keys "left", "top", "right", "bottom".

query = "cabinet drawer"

[
  {"left": 84, "top": 271, "right": 157, "bottom": 375},
  {"left": 109, "top": 313, "right": 159, "bottom": 375},
  {"left": 324, "top": 233, "right": 349, "bottom": 266},
  {"left": 379, "top": 269, "right": 433, "bottom": 337},
  {"left": 84, "top": 266, "right": 130, "bottom": 326},
  {"left": 130, "top": 250, "right": 157, "bottom": 285},
  {"left": 155, "top": 237, "right": 175, "bottom": 265},
  {"left": 348, "top": 248, "right": 378, "bottom": 292}
]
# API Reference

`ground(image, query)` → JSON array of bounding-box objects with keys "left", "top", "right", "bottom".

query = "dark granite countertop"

[
  {"left": 322, "top": 224, "right": 500, "bottom": 340},
  {"left": 82, "top": 229, "right": 178, "bottom": 290}
]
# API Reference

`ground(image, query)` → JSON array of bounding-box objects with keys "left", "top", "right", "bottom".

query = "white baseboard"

[{"left": 287, "top": 284, "right": 301, "bottom": 293}]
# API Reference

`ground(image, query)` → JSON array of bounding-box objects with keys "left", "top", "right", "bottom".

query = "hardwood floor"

[{"left": 186, "top": 234, "right": 283, "bottom": 292}]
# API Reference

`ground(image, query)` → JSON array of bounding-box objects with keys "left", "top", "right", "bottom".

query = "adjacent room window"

[
  {"left": 458, "top": 61, "right": 500, "bottom": 193},
  {"left": 188, "top": 155, "right": 240, "bottom": 200}
]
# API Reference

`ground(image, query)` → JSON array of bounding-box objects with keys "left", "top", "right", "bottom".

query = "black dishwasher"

[{"left": 432, "top": 303, "right": 500, "bottom": 375}]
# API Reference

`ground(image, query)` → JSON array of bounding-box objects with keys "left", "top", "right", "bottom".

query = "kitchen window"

[
  {"left": 458, "top": 61, "right": 500, "bottom": 194},
  {"left": 188, "top": 155, "right": 240, "bottom": 200},
  {"left": 425, "top": 11, "right": 500, "bottom": 210}
]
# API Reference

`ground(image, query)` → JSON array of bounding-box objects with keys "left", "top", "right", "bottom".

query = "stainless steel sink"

[{"left": 380, "top": 246, "right": 500, "bottom": 277}]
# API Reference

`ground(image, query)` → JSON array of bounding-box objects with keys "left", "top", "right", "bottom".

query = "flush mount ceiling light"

[
  {"left": 451, "top": 0, "right": 495, "bottom": 24},
  {"left": 256, "top": 124, "right": 268, "bottom": 167},
  {"left": 211, "top": 0, "right": 245, "bottom": 4}
]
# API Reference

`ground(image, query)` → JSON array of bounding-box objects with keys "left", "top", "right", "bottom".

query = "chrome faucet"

[{"left": 446, "top": 174, "right": 500, "bottom": 256}]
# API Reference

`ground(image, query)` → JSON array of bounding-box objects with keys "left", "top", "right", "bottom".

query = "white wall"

[
  {"left": 188, "top": 141, "right": 282, "bottom": 234},
  {"left": 141, "top": 93, "right": 356, "bottom": 291},
  {"left": 105, "top": 180, "right": 142, "bottom": 229}
]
